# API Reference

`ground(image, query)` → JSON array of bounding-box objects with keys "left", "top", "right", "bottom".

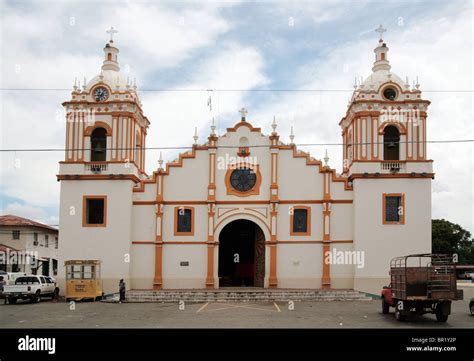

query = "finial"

[
  {"left": 133, "top": 78, "right": 137, "bottom": 90},
  {"left": 405, "top": 76, "right": 410, "bottom": 89},
  {"left": 193, "top": 127, "right": 198, "bottom": 144},
  {"left": 158, "top": 152, "right": 163, "bottom": 170},
  {"left": 271, "top": 116, "right": 277, "bottom": 135},
  {"left": 324, "top": 149, "right": 329, "bottom": 166},
  {"left": 73, "top": 77, "right": 78, "bottom": 91},
  {"left": 353, "top": 77, "right": 358, "bottom": 89},
  {"left": 415, "top": 76, "right": 420, "bottom": 89},
  {"left": 106, "top": 26, "right": 118, "bottom": 43},
  {"left": 210, "top": 117, "right": 216, "bottom": 135},
  {"left": 375, "top": 24, "right": 386, "bottom": 41},
  {"left": 99, "top": 70, "right": 104, "bottom": 81},
  {"left": 82, "top": 77, "right": 87, "bottom": 90},
  {"left": 239, "top": 107, "right": 248, "bottom": 121},
  {"left": 289, "top": 126, "right": 295, "bottom": 145},
  {"left": 126, "top": 77, "right": 131, "bottom": 90}
]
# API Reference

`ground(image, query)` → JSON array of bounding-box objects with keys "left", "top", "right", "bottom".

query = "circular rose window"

[{"left": 230, "top": 168, "right": 257, "bottom": 192}]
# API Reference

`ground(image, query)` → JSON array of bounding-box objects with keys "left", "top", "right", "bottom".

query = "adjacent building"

[{"left": 0, "top": 215, "right": 59, "bottom": 276}]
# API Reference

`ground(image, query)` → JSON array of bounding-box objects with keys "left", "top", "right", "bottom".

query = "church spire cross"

[
  {"left": 375, "top": 24, "right": 386, "bottom": 41},
  {"left": 106, "top": 26, "right": 118, "bottom": 43},
  {"left": 239, "top": 107, "right": 248, "bottom": 121}
]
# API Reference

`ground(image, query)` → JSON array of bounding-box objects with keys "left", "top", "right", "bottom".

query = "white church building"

[{"left": 57, "top": 29, "right": 433, "bottom": 295}]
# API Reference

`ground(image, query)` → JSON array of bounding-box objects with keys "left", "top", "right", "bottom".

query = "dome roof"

[
  {"left": 361, "top": 70, "right": 406, "bottom": 92},
  {"left": 86, "top": 69, "right": 131, "bottom": 92}
]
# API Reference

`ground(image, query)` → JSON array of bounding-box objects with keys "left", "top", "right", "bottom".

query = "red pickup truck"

[{"left": 381, "top": 254, "right": 463, "bottom": 322}]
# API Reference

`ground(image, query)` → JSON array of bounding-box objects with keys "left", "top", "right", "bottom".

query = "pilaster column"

[
  {"left": 206, "top": 137, "right": 218, "bottom": 289},
  {"left": 153, "top": 201, "right": 164, "bottom": 289},
  {"left": 322, "top": 201, "right": 332, "bottom": 289}
]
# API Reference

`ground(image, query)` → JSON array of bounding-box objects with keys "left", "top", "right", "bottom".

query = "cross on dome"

[
  {"left": 375, "top": 24, "right": 386, "bottom": 41},
  {"left": 239, "top": 107, "right": 248, "bottom": 121},
  {"left": 106, "top": 26, "right": 118, "bottom": 43}
]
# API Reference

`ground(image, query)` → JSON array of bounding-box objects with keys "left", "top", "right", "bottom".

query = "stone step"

[{"left": 122, "top": 289, "right": 373, "bottom": 303}]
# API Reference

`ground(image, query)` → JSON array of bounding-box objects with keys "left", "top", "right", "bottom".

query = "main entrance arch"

[{"left": 218, "top": 219, "right": 265, "bottom": 287}]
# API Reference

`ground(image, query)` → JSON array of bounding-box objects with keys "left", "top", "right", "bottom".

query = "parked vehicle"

[
  {"left": 0, "top": 271, "right": 28, "bottom": 285},
  {"left": 470, "top": 298, "right": 474, "bottom": 315},
  {"left": 4, "top": 275, "right": 59, "bottom": 304},
  {"left": 457, "top": 271, "right": 474, "bottom": 280},
  {"left": 381, "top": 254, "right": 463, "bottom": 322}
]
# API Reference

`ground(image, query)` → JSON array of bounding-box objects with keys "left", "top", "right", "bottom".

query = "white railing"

[
  {"left": 85, "top": 162, "right": 108, "bottom": 173},
  {"left": 381, "top": 161, "right": 404, "bottom": 171}
]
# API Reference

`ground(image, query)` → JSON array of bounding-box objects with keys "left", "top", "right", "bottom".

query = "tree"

[{"left": 432, "top": 219, "right": 474, "bottom": 264}]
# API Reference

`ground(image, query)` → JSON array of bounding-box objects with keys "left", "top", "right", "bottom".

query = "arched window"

[
  {"left": 383, "top": 125, "right": 400, "bottom": 160},
  {"left": 90, "top": 128, "right": 107, "bottom": 161}
]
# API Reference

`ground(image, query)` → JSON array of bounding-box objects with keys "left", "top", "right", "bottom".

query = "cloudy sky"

[{"left": 0, "top": 0, "right": 472, "bottom": 232}]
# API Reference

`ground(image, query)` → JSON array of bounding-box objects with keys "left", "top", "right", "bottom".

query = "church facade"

[{"left": 57, "top": 31, "right": 433, "bottom": 295}]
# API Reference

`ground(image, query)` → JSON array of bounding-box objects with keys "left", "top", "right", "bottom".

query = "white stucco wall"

[{"left": 353, "top": 178, "right": 432, "bottom": 294}]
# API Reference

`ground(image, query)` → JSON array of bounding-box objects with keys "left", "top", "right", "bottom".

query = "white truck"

[{"left": 4, "top": 275, "right": 59, "bottom": 304}]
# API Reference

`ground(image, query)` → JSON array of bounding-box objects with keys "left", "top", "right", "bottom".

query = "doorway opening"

[{"left": 218, "top": 219, "right": 265, "bottom": 287}]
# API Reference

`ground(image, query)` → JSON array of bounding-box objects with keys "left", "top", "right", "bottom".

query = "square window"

[
  {"left": 12, "top": 230, "right": 20, "bottom": 240},
  {"left": 175, "top": 208, "right": 193, "bottom": 235},
  {"left": 291, "top": 207, "right": 311, "bottom": 235},
  {"left": 384, "top": 194, "right": 405, "bottom": 224},
  {"left": 84, "top": 196, "right": 107, "bottom": 226}
]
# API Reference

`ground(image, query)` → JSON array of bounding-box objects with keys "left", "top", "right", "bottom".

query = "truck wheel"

[
  {"left": 32, "top": 290, "right": 41, "bottom": 303},
  {"left": 395, "top": 301, "right": 406, "bottom": 321},
  {"left": 435, "top": 307, "right": 448, "bottom": 322},
  {"left": 382, "top": 297, "right": 390, "bottom": 314},
  {"left": 8, "top": 297, "right": 17, "bottom": 304}
]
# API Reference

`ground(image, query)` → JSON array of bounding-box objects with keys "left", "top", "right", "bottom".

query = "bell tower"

[
  {"left": 340, "top": 26, "right": 432, "bottom": 177},
  {"left": 59, "top": 27, "right": 149, "bottom": 176},
  {"left": 57, "top": 28, "right": 150, "bottom": 295},
  {"left": 341, "top": 26, "right": 434, "bottom": 294}
]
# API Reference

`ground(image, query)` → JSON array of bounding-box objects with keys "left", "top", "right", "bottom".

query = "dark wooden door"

[{"left": 254, "top": 227, "right": 265, "bottom": 287}]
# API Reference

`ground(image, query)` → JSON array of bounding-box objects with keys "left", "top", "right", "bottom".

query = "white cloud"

[
  {"left": 142, "top": 42, "right": 268, "bottom": 167},
  {"left": 0, "top": 202, "right": 51, "bottom": 225}
]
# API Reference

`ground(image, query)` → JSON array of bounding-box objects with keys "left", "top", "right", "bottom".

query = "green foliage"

[{"left": 432, "top": 219, "right": 474, "bottom": 264}]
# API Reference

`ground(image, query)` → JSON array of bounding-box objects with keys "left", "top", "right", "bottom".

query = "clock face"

[
  {"left": 94, "top": 87, "right": 109, "bottom": 102},
  {"left": 230, "top": 168, "right": 257, "bottom": 192}
]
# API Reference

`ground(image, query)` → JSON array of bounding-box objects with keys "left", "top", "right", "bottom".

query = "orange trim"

[
  {"left": 72, "top": 115, "right": 76, "bottom": 161},
  {"left": 224, "top": 163, "right": 262, "bottom": 197},
  {"left": 322, "top": 243, "right": 331, "bottom": 288},
  {"left": 269, "top": 244, "right": 277, "bottom": 288},
  {"left": 378, "top": 121, "right": 407, "bottom": 135},
  {"left": 57, "top": 174, "right": 140, "bottom": 182},
  {"left": 276, "top": 240, "right": 352, "bottom": 244},
  {"left": 173, "top": 206, "right": 195, "bottom": 236},
  {"left": 81, "top": 113, "right": 85, "bottom": 161},
  {"left": 65, "top": 116, "right": 70, "bottom": 160},
  {"left": 226, "top": 121, "right": 261, "bottom": 133},
  {"left": 84, "top": 121, "right": 113, "bottom": 136},
  {"left": 206, "top": 244, "right": 215, "bottom": 289},
  {"left": 132, "top": 241, "right": 156, "bottom": 245},
  {"left": 350, "top": 173, "right": 434, "bottom": 180},
  {"left": 214, "top": 211, "right": 271, "bottom": 235},
  {"left": 163, "top": 241, "right": 208, "bottom": 245},
  {"left": 289, "top": 206, "right": 311, "bottom": 236},
  {"left": 382, "top": 193, "right": 405, "bottom": 225},
  {"left": 82, "top": 195, "right": 107, "bottom": 227}
]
